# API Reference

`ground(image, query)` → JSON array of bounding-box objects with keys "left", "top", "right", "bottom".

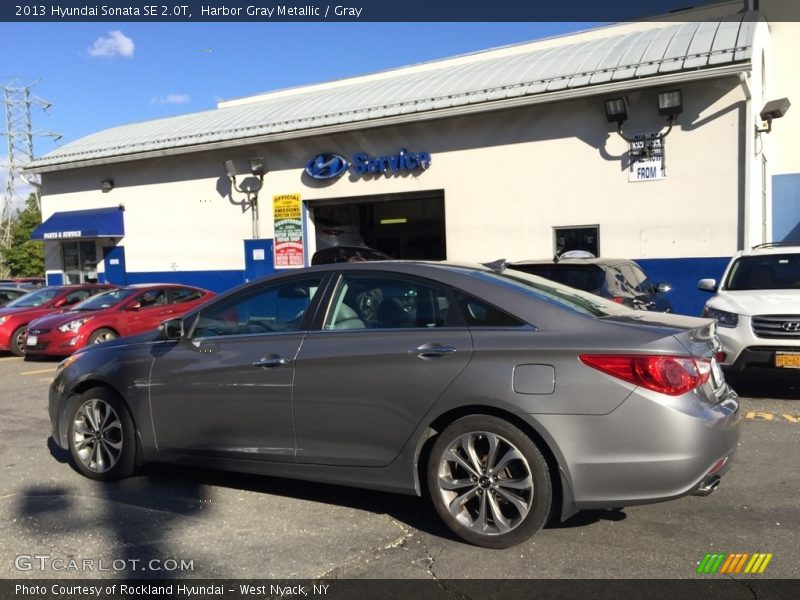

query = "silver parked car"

[{"left": 49, "top": 262, "right": 739, "bottom": 548}]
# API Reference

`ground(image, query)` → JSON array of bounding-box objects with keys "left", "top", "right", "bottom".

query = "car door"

[
  {"left": 292, "top": 272, "right": 472, "bottom": 467},
  {"left": 148, "top": 275, "right": 326, "bottom": 461},
  {"left": 117, "top": 287, "right": 173, "bottom": 335}
]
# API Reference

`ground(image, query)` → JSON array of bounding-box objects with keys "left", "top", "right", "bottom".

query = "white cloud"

[
  {"left": 88, "top": 30, "right": 135, "bottom": 59},
  {"left": 151, "top": 93, "right": 191, "bottom": 105},
  {"left": 0, "top": 158, "right": 34, "bottom": 213}
]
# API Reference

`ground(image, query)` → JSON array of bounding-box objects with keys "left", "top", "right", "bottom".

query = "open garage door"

[{"left": 311, "top": 191, "right": 446, "bottom": 260}]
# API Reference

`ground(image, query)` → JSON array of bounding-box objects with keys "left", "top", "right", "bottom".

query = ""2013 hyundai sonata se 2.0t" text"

[{"left": 48, "top": 261, "right": 740, "bottom": 548}]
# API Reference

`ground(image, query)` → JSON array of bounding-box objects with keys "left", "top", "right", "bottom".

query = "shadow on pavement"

[{"left": 726, "top": 370, "right": 800, "bottom": 400}]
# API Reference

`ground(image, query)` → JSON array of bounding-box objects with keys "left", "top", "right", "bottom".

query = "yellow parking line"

[
  {"left": 20, "top": 368, "right": 56, "bottom": 376},
  {"left": 745, "top": 411, "right": 799, "bottom": 423},
  {"left": 38, "top": 378, "right": 53, "bottom": 382}
]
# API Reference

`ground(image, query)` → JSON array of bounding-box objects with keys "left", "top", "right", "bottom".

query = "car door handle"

[
  {"left": 253, "top": 356, "right": 292, "bottom": 368},
  {"left": 408, "top": 344, "right": 457, "bottom": 358}
]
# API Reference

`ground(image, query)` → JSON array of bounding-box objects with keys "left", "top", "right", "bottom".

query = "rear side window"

[
  {"left": 455, "top": 293, "right": 525, "bottom": 328},
  {"left": 170, "top": 288, "right": 204, "bottom": 304}
]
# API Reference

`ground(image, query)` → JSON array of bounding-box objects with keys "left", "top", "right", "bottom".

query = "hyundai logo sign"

[
  {"left": 782, "top": 321, "right": 800, "bottom": 332},
  {"left": 305, "top": 153, "right": 349, "bottom": 180},
  {"left": 305, "top": 149, "right": 432, "bottom": 181}
]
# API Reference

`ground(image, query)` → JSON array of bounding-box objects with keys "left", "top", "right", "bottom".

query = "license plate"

[
  {"left": 775, "top": 352, "right": 800, "bottom": 368},
  {"left": 26, "top": 335, "right": 37, "bottom": 347}
]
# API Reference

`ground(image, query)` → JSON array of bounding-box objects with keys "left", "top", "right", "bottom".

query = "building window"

[
  {"left": 62, "top": 241, "right": 98, "bottom": 284},
  {"left": 553, "top": 225, "right": 599, "bottom": 257}
]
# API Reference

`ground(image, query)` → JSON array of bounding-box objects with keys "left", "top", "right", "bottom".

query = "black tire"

[
  {"left": 9, "top": 325, "right": 27, "bottom": 357},
  {"left": 427, "top": 415, "right": 552, "bottom": 548},
  {"left": 65, "top": 387, "right": 136, "bottom": 481},
  {"left": 88, "top": 328, "right": 118, "bottom": 345}
]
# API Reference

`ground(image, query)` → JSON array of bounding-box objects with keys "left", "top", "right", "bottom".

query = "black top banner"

[{"left": 4, "top": 0, "right": 800, "bottom": 23}]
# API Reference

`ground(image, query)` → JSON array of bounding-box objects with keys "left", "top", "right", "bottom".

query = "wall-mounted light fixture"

[
  {"left": 755, "top": 98, "right": 791, "bottom": 134},
  {"left": 605, "top": 89, "right": 683, "bottom": 142},
  {"left": 224, "top": 158, "right": 266, "bottom": 238},
  {"left": 604, "top": 90, "right": 683, "bottom": 171},
  {"left": 100, "top": 179, "right": 114, "bottom": 193}
]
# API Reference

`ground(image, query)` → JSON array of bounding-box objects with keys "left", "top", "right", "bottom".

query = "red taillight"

[
  {"left": 611, "top": 297, "right": 626, "bottom": 304},
  {"left": 715, "top": 351, "right": 726, "bottom": 363},
  {"left": 321, "top": 228, "right": 343, "bottom": 237},
  {"left": 579, "top": 354, "right": 712, "bottom": 396}
]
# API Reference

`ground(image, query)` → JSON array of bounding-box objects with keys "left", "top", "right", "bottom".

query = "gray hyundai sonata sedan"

[{"left": 49, "top": 261, "right": 740, "bottom": 548}]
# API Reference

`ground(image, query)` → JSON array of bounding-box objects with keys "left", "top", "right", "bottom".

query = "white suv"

[{"left": 698, "top": 243, "right": 800, "bottom": 371}]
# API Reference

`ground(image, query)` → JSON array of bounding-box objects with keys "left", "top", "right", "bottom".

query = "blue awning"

[{"left": 31, "top": 207, "right": 125, "bottom": 241}]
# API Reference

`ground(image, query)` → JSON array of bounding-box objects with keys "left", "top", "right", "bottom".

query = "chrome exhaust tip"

[{"left": 692, "top": 474, "right": 721, "bottom": 496}]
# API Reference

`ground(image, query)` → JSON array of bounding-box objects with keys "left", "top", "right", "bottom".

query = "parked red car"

[
  {"left": 0, "top": 285, "right": 113, "bottom": 356},
  {"left": 25, "top": 284, "right": 215, "bottom": 357}
]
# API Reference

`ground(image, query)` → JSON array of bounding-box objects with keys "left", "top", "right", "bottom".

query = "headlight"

[
  {"left": 54, "top": 352, "right": 84, "bottom": 377},
  {"left": 703, "top": 307, "right": 738, "bottom": 328},
  {"left": 0, "top": 316, "right": 9, "bottom": 326},
  {"left": 57, "top": 317, "right": 92, "bottom": 333}
]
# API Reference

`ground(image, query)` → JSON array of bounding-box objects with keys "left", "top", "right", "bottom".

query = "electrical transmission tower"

[{"left": 1, "top": 79, "right": 60, "bottom": 276}]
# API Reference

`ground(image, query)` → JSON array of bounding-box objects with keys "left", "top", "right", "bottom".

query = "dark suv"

[{"left": 510, "top": 253, "right": 673, "bottom": 312}]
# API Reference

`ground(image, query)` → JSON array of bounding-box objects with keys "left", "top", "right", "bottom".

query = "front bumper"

[
  {"left": 25, "top": 329, "right": 88, "bottom": 356},
  {"left": 716, "top": 315, "right": 800, "bottom": 370}
]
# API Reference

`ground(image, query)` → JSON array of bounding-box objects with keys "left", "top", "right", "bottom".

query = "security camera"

[{"left": 759, "top": 98, "right": 790, "bottom": 122}]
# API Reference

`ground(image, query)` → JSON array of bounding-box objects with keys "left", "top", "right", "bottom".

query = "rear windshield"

[
  {"left": 4, "top": 287, "right": 59, "bottom": 308},
  {"left": 511, "top": 264, "right": 606, "bottom": 293},
  {"left": 724, "top": 254, "right": 800, "bottom": 290},
  {"left": 473, "top": 268, "right": 630, "bottom": 317},
  {"left": 72, "top": 288, "right": 136, "bottom": 311}
]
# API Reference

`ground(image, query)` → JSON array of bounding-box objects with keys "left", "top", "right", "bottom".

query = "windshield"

[
  {"left": 473, "top": 268, "right": 631, "bottom": 317},
  {"left": 724, "top": 254, "right": 800, "bottom": 290},
  {"left": 4, "top": 287, "right": 60, "bottom": 308},
  {"left": 72, "top": 288, "right": 136, "bottom": 311}
]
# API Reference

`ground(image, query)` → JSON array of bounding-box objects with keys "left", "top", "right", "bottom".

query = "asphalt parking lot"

[{"left": 0, "top": 354, "right": 797, "bottom": 581}]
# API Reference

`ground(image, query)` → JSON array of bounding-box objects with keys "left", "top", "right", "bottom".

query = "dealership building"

[{"left": 27, "top": 2, "right": 800, "bottom": 315}]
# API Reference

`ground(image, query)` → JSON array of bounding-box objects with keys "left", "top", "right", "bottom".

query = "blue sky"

[{"left": 1, "top": 22, "right": 605, "bottom": 159}]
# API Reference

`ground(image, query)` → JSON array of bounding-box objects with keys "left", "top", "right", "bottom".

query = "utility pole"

[{"left": 1, "top": 79, "right": 60, "bottom": 277}]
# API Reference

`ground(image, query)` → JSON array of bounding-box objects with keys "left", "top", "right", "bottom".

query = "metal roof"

[{"left": 30, "top": 15, "right": 757, "bottom": 171}]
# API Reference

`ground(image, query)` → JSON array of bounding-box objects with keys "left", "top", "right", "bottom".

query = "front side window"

[
  {"left": 135, "top": 289, "right": 167, "bottom": 308},
  {"left": 194, "top": 277, "right": 323, "bottom": 338},
  {"left": 324, "top": 275, "right": 451, "bottom": 331}
]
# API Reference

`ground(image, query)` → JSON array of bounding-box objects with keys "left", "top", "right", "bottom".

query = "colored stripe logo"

[{"left": 697, "top": 552, "right": 773, "bottom": 574}]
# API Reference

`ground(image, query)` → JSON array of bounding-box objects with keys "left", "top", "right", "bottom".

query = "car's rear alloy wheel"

[
  {"left": 89, "top": 328, "right": 117, "bottom": 345},
  {"left": 66, "top": 387, "right": 136, "bottom": 481},
  {"left": 427, "top": 415, "right": 551, "bottom": 548}
]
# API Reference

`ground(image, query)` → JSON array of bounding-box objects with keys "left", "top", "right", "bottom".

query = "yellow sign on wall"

[{"left": 273, "top": 194, "right": 304, "bottom": 268}]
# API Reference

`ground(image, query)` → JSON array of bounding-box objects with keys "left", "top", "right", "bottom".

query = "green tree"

[{"left": 1, "top": 193, "right": 44, "bottom": 277}]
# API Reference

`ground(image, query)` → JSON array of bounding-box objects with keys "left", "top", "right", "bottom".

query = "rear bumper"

[{"left": 533, "top": 384, "right": 740, "bottom": 510}]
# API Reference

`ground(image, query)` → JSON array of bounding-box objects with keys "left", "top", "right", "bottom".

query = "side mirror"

[
  {"left": 125, "top": 301, "right": 141, "bottom": 311},
  {"left": 698, "top": 279, "right": 717, "bottom": 292},
  {"left": 158, "top": 317, "right": 184, "bottom": 341},
  {"left": 655, "top": 282, "right": 672, "bottom": 294}
]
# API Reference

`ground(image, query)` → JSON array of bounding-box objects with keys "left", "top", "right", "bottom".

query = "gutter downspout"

[{"left": 739, "top": 70, "right": 752, "bottom": 251}]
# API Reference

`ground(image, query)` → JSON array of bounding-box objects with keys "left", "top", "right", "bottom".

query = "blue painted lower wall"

[
  {"left": 120, "top": 270, "right": 246, "bottom": 294},
  {"left": 636, "top": 257, "right": 731, "bottom": 316}
]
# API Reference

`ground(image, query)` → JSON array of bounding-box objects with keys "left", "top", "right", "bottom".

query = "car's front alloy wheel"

[
  {"left": 66, "top": 387, "right": 136, "bottom": 481},
  {"left": 427, "top": 415, "right": 552, "bottom": 548}
]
